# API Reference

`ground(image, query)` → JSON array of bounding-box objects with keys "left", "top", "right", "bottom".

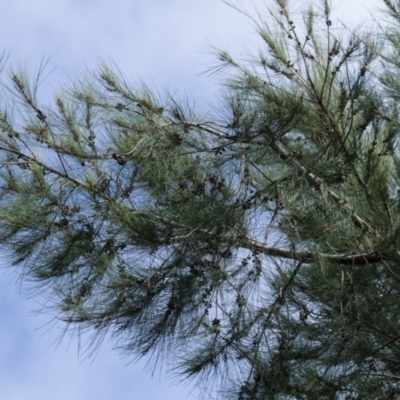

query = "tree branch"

[
  {"left": 272, "top": 139, "right": 378, "bottom": 237},
  {"left": 244, "top": 237, "right": 384, "bottom": 265},
  {"left": 0, "top": 145, "right": 84, "bottom": 187}
]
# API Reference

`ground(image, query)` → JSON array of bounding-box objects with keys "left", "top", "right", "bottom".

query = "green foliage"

[{"left": 3, "top": 0, "right": 400, "bottom": 398}]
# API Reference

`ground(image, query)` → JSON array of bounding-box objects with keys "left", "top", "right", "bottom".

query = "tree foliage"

[{"left": 2, "top": 0, "right": 400, "bottom": 398}]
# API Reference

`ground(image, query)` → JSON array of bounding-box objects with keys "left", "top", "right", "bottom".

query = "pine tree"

[{"left": 2, "top": 0, "right": 400, "bottom": 398}]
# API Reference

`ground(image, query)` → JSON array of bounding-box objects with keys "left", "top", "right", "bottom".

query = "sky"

[{"left": 0, "top": 0, "right": 381, "bottom": 399}]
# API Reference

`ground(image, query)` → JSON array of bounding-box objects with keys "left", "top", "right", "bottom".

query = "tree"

[{"left": 2, "top": 0, "right": 400, "bottom": 398}]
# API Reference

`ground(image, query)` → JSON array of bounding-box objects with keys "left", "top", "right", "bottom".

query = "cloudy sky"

[{"left": 0, "top": 0, "right": 381, "bottom": 399}]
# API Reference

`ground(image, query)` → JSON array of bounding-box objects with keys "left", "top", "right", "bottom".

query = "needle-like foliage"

[{"left": 2, "top": 0, "right": 400, "bottom": 398}]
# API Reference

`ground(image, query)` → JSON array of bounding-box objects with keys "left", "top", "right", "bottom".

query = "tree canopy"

[{"left": 2, "top": 0, "right": 400, "bottom": 398}]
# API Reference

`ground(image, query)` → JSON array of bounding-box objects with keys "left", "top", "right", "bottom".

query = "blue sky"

[{"left": 0, "top": 0, "right": 379, "bottom": 399}]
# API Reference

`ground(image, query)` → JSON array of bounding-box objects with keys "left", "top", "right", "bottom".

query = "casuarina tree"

[{"left": 1, "top": 0, "right": 400, "bottom": 398}]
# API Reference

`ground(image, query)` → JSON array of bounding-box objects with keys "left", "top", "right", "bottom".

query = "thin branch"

[
  {"left": 0, "top": 145, "right": 84, "bottom": 187},
  {"left": 365, "top": 333, "right": 400, "bottom": 358}
]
